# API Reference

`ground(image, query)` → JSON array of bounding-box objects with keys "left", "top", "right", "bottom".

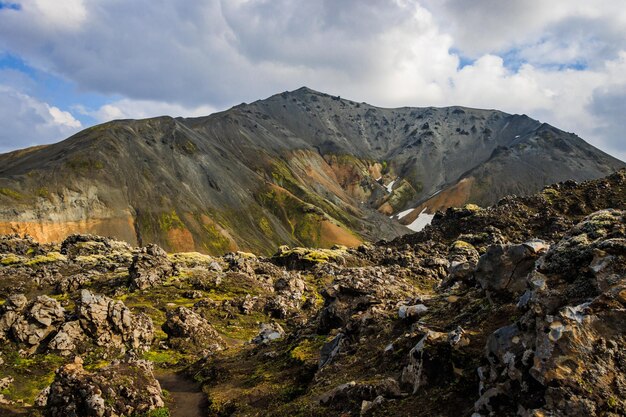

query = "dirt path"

[{"left": 156, "top": 370, "right": 207, "bottom": 417}]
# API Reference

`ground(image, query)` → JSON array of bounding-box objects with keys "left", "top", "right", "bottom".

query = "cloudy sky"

[{"left": 0, "top": 0, "right": 624, "bottom": 160}]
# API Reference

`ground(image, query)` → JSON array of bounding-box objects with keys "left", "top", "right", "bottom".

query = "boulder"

[
  {"left": 77, "top": 290, "right": 154, "bottom": 352},
  {"left": 0, "top": 293, "right": 28, "bottom": 340},
  {"left": 400, "top": 327, "right": 468, "bottom": 394},
  {"left": 44, "top": 357, "right": 165, "bottom": 417},
  {"left": 162, "top": 306, "right": 224, "bottom": 353},
  {"left": 319, "top": 332, "right": 344, "bottom": 368},
  {"left": 476, "top": 210, "right": 626, "bottom": 416},
  {"left": 251, "top": 322, "right": 285, "bottom": 344},
  {"left": 128, "top": 244, "right": 173, "bottom": 290},
  {"left": 475, "top": 240, "right": 548, "bottom": 296},
  {"left": 398, "top": 304, "right": 428, "bottom": 320},
  {"left": 10, "top": 295, "right": 65, "bottom": 347},
  {"left": 48, "top": 321, "right": 88, "bottom": 356}
]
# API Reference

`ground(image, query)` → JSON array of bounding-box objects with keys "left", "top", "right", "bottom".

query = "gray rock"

[
  {"left": 162, "top": 306, "right": 224, "bottom": 353},
  {"left": 398, "top": 304, "right": 428, "bottom": 319},
  {"left": 319, "top": 332, "right": 344, "bottom": 368},
  {"left": 44, "top": 357, "right": 164, "bottom": 417},
  {"left": 128, "top": 244, "right": 173, "bottom": 290},
  {"left": 77, "top": 289, "right": 154, "bottom": 352},
  {"left": 475, "top": 241, "right": 547, "bottom": 295},
  {"left": 252, "top": 322, "right": 285, "bottom": 344},
  {"left": 10, "top": 296, "right": 65, "bottom": 347}
]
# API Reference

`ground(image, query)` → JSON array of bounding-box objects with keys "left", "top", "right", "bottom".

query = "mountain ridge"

[{"left": 0, "top": 87, "right": 623, "bottom": 254}]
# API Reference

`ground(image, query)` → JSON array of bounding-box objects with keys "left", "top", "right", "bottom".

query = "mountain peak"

[{"left": 0, "top": 89, "right": 622, "bottom": 255}]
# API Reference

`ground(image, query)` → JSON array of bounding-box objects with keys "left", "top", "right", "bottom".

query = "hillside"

[
  {"left": 0, "top": 169, "right": 623, "bottom": 416},
  {"left": 0, "top": 87, "right": 622, "bottom": 254}
]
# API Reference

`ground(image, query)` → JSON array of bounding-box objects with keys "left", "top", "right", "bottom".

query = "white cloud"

[
  {"left": 31, "top": 0, "right": 87, "bottom": 30},
  {"left": 0, "top": 0, "right": 624, "bottom": 160},
  {"left": 0, "top": 85, "right": 82, "bottom": 153},
  {"left": 77, "top": 99, "right": 217, "bottom": 123}
]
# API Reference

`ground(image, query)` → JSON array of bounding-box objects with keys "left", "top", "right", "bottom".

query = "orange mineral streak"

[
  {"left": 166, "top": 227, "right": 196, "bottom": 253},
  {"left": 319, "top": 220, "right": 362, "bottom": 248},
  {"left": 398, "top": 177, "right": 475, "bottom": 225},
  {"left": 0, "top": 216, "right": 138, "bottom": 245}
]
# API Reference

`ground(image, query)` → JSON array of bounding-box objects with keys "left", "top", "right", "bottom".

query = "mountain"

[
  {"left": 0, "top": 87, "right": 623, "bottom": 254},
  {"left": 0, "top": 170, "right": 624, "bottom": 416}
]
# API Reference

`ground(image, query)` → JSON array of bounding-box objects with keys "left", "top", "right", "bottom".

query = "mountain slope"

[{"left": 0, "top": 87, "right": 622, "bottom": 254}]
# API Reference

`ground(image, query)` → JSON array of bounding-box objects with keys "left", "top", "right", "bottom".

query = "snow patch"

[
  {"left": 515, "top": 135, "right": 520, "bottom": 138},
  {"left": 397, "top": 208, "right": 414, "bottom": 220},
  {"left": 386, "top": 179, "right": 397, "bottom": 193},
  {"left": 406, "top": 208, "right": 434, "bottom": 232}
]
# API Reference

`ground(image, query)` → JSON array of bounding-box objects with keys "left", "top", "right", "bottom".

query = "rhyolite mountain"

[{"left": 0, "top": 87, "right": 623, "bottom": 254}]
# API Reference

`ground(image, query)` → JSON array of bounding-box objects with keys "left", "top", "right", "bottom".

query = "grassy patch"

[
  {"left": 0, "top": 187, "right": 23, "bottom": 200},
  {"left": 159, "top": 210, "right": 185, "bottom": 232},
  {"left": 1, "top": 351, "right": 65, "bottom": 404},
  {"left": 290, "top": 336, "right": 327, "bottom": 364},
  {"left": 143, "top": 349, "right": 188, "bottom": 366},
  {"left": 25, "top": 252, "right": 67, "bottom": 266},
  {"left": 1, "top": 254, "right": 21, "bottom": 266}
]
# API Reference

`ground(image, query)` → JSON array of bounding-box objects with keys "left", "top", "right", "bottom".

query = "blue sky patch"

[
  {"left": 0, "top": 2, "right": 21, "bottom": 11},
  {"left": 0, "top": 52, "right": 117, "bottom": 126}
]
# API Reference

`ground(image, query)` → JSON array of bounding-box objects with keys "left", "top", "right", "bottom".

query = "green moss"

[
  {"left": 65, "top": 158, "right": 104, "bottom": 172},
  {"left": 607, "top": 396, "right": 618, "bottom": 408},
  {"left": 159, "top": 210, "right": 185, "bottom": 232},
  {"left": 145, "top": 408, "right": 170, "bottom": 417},
  {"left": 542, "top": 188, "right": 559, "bottom": 203},
  {"left": 258, "top": 216, "right": 273, "bottom": 237},
  {"left": 84, "top": 359, "right": 110, "bottom": 371},
  {"left": 1, "top": 254, "right": 21, "bottom": 266},
  {"left": 290, "top": 336, "right": 327, "bottom": 363},
  {"left": 1, "top": 352, "right": 64, "bottom": 403},
  {"left": 143, "top": 349, "right": 187, "bottom": 365},
  {"left": 463, "top": 203, "right": 481, "bottom": 211},
  {"left": 25, "top": 252, "right": 67, "bottom": 266},
  {"left": 0, "top": 187, "right": 23, "bottom": 200},
  {"left": 451, "top": 240, "right": 475, "bottom": 250},
  {"left": 275, "top": 247, "right": 346, "bottom": 265},
  {"left": 35, "top": 187, "right": 50, "bottom": 198},
  {"left": 169, "top": 252, "right": 216, "bottom": 268},
  {"left": 200, "top": 220, "right": 232, "bottom": 255},
  {"left": 74, "top": 254, "right": 107, "bottom": 264}
]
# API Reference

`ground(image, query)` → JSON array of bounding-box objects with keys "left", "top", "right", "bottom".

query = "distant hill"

[{"left": 0, "top": 87, "right": 622, "bottom": 254}]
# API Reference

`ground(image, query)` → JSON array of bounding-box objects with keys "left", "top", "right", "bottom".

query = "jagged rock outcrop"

[
  {"left": 2, "top": 295, "right": 65, "bottom": 351},
  {"left": 318, "top": 266, "right": 417, "bottom": 333},
  {"left": 476, "top": 210, "right": 626, "bottom": 416},
  {"left": 0, "top": 290, "right": 153, "bottom": 357},
  {"left": 128, "top": 244, "right": 174, "bottom": 290},
  {"left": 475, "top": 240, "right": 549, "bottom": 297},
  {"left": 251, "top": 322, "right": 285, "bottom": 344},
  {"left": 0, "top": 170, "right": 623, "bottom": 416},
  {"left": 162, "top": 306, "right": 224, "bottom": 354},
  {"left": 76, "top": 289, "right": 154, "bottom": 353},
  {"left": 44, "top": 357, "right": 165, "bottom": 417}
]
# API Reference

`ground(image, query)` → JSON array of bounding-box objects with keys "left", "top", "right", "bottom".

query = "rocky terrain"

[
  {"left": 0, "top": 169, "right": 624, "bottom": 416},
  {"left": 0, "top": 88, "right": 622, "bottom": 255}
]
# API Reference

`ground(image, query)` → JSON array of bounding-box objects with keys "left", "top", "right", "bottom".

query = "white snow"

[
  {"left": 375, "top": 176, "right": 382, "bottom": 181},
  {"left": 386, "top": 179, "right": 397, "bottom": 193},
  {"left": 397, "top": 208, "right": 414, "bottom": 220},
  {"left": 406, "top": 208, "right": 434, "bottom": 232},
  {"left": 515, "top": 135, "right": 520, "bottom": 138}
]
